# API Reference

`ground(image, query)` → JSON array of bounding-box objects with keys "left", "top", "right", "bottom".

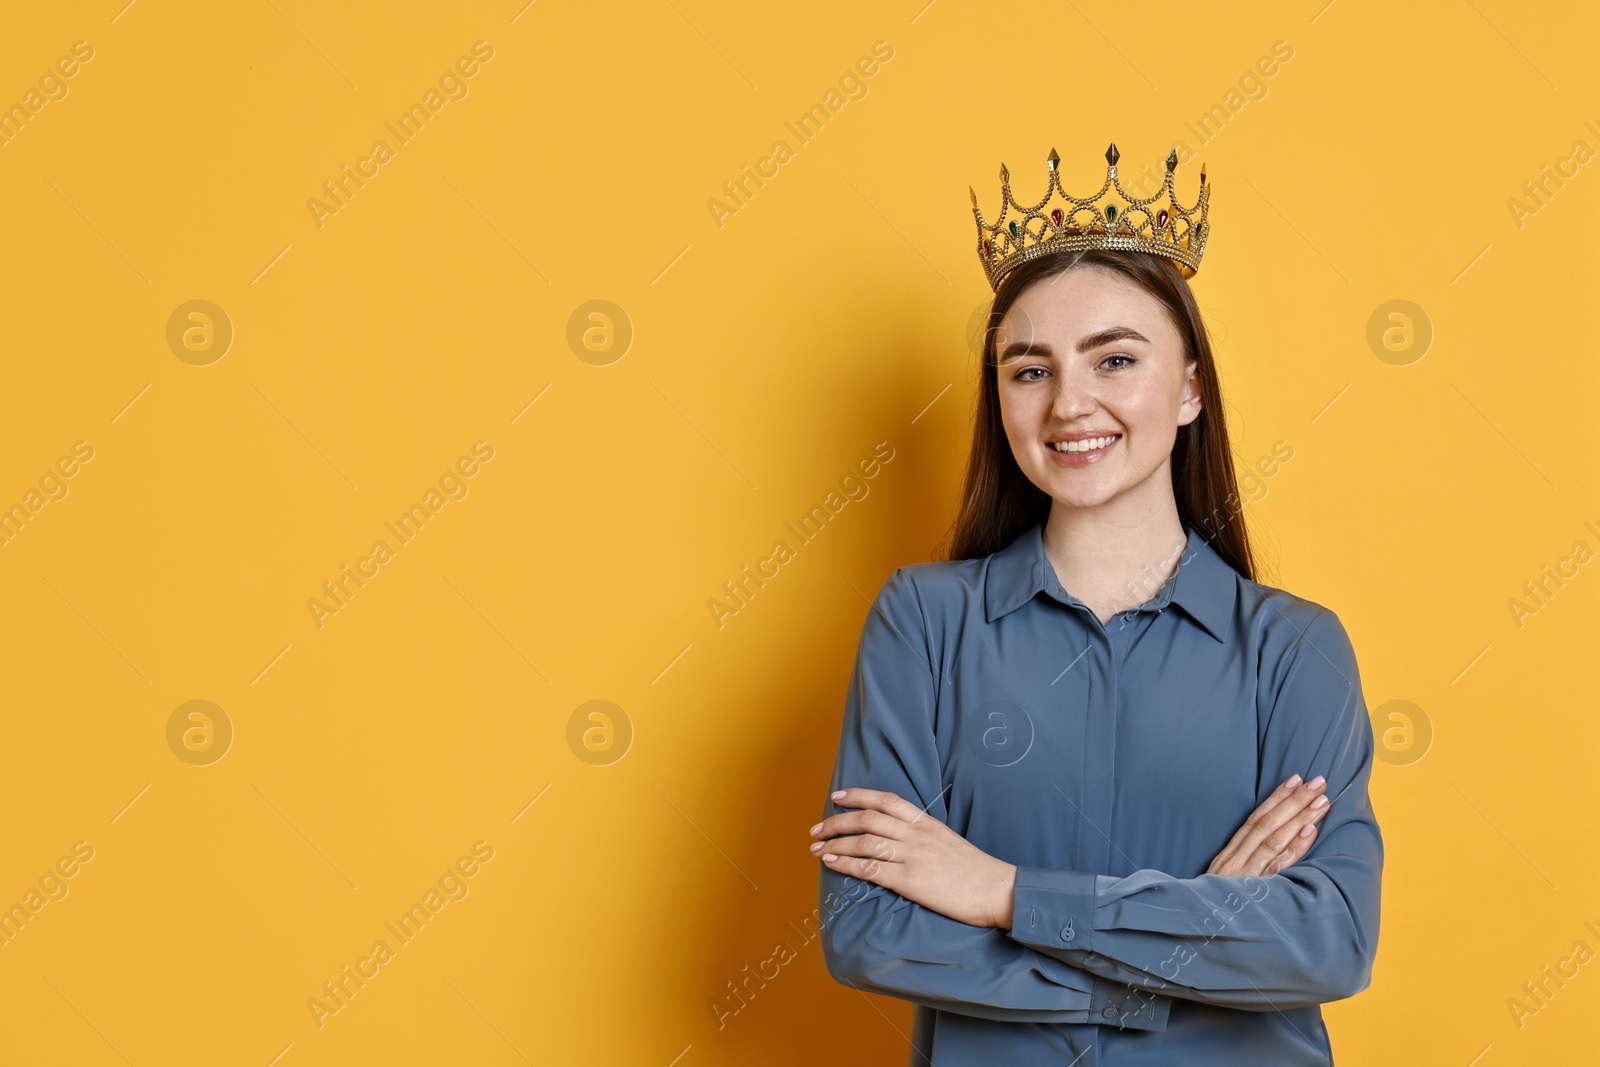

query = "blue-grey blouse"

[{"left": 818, "top": 519, "right": 1382, "bottom": 1065}]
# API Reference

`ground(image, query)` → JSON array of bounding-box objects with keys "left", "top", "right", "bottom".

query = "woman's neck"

[{"left": 1041, "top": 500, "right": 1189, "bottom": 622}]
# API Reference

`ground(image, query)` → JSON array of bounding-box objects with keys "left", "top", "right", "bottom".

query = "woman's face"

[{"left": 993, "top": 266, "right": 1202, "bottom": 515}]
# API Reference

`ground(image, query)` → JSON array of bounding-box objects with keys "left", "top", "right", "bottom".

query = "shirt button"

[
  {"left": 1102, "top": 1005, "right": 1119, "bottom": 1018},
  {"left": 1061, "top": 925, "right": 1075, "bottom": 942}
]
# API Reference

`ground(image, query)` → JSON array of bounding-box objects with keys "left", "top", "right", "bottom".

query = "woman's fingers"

[
  {"left": 809, "top": 788, "right": 929, "bottom": 847},
  {"left": 811, "top": 807, "right": 902, "bottom": 843},
  {"left": 1248, "top": 774, "right": 1312, "bottom": 823},
  {"left": 1222, "top": 776, "right": 1314, "bottom": 855},
  {"left": 812, "top": 832, "right": 898, "bottom": 864},
  {"left": 1239, "top": 781, "right": 1327, "bottom": 866},
  {"left": 1208, "top": 775, "right": 1328, "bottom": 876},
  {"left": 813, "top": 832, "right": 910, "bottom": 892},
  {"left": 1247, "top": 775, "right": 1325, "bottom": 833},
  {"left": 1218, "top": 776, "right": 1321, "bottom": 862},
  {"left": 1261, "top": 815, "right": 1323, "bottom": 875},
  {"left": 1249, "top": 797, "right": 1329, "bottom": 875},
  {"left": 829, "top": 787, "right": 926, "bottom": 823}
]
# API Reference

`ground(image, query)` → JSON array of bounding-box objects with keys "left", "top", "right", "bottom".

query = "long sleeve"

[
  {"left": 1006, "top": 607, "right": 1384, "bottom": 1012},
  {"left": 819, "top": 568, "right": 1173, "bottom": 1030}
]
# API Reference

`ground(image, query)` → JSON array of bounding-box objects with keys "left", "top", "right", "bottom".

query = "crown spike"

[
  {"left": 1165, "top": 149, "right": 1178, "bottom": 173},
  {"left": 999, "top": 162, "right": 1009, "bottom": 183},
  {"left": 969, "top": 185, "right": 978, "bottom": 209},
  {"left": 1047, "top": 147, "right": 1060, "bottom": 172},
  {"left": 1105, "top": 142, "right": 1119, "bottom": 167},
  {"left": 1199, "top": 164, "right": 1206, "bottom": 186}
]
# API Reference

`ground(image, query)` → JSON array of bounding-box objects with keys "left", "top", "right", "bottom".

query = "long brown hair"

[{"left": 937, "top": 247, "right": 1258, "bottom": 582}]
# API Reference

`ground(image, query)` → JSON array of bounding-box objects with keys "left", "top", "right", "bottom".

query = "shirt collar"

[{"left": 982, "top": 519, "right": 1237, "bottom": 642}]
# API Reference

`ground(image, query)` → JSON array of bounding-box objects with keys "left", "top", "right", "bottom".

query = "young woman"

[{"left": 808, "top": 149, "right": 1382, "bottom": 1065}]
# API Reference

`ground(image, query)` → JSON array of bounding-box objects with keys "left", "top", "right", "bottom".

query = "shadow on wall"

[{"left": 690, "top": 305, "right": 964, "bottom": 1062}]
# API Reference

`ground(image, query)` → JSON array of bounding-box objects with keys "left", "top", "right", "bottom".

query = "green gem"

[
  {"left": 1008, "top": 220, "right": 1019, "bottom": 236},
  {"left": 1106, "top": 204, "right": 1118, "bottom": 222}
]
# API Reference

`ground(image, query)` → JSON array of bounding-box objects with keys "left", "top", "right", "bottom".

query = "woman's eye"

[
  {"left": 1012, "top": 366, "right": 1046, "bottom": 381},
  {"left": 1103, "top": 354, "right": 1135, "bottom": 370}
]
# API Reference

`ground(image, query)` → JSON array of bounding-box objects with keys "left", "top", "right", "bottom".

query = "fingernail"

[
  {"left": 809, "top": 822, "right": 822, "bottom": 836},
  {"left": 822, "top": 853, "right": 838, "bottom": 862},
  {"left": 810, "top": 841, "right": 823, "bottom": 852},
  {"left": 1311, "top": 794, "right": 1328, "bottom": 808},
  {"left": 1300, "top": 823, "right": 1316, "bottom": 837},
  {"left": 831, "top": 790, "right": 846, "bottom": 800},
  {"left": 1309, "top": 775, "right": 1325, "bottom": 788},
  {"left": 1284, "top": 774, "right": 1302, "bottom": 790}
]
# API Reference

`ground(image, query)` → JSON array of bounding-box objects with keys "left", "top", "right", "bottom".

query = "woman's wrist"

[{"left": 992, "top": 861, "right": 1018, "bottom": 930}]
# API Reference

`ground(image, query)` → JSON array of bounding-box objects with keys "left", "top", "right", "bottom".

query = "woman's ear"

[{"left": 1177, "top": 359, "right": 1204, "bottom": 427}]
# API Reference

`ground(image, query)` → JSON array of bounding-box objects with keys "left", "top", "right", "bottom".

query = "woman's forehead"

[
  {"left": 1008, "top": 268, "right": 1154, "bottom": 314},
  {"left": 997, "top": 275, "right": 1173, "bottom": 346}
]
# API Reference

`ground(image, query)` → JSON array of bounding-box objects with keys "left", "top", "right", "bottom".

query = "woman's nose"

[{"left": 1050, "top": 371, "right": 1096, "bottom": 418}]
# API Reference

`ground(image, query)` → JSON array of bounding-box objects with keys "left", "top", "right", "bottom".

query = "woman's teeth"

[{"left": 1051, "top": 435, "right": 1121, "bottom": 453}]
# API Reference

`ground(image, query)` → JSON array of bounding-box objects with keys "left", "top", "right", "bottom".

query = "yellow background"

[{"left": 0, "top": 1, "right": 1595, "bottom": 1063}]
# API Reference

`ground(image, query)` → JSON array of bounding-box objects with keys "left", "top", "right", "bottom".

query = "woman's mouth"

[{"left": 1047, "top": 434, "right": 1121, "bottom": 465}]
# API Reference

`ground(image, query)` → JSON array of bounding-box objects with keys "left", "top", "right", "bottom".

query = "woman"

[{"left": 808, "top": 145, "right": 1382, "bottom": 1065}]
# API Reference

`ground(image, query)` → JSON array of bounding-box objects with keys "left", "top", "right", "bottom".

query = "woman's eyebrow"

[
  {"left": 997, "top": 340, "right": 1050, "bottom": 363},
  {"left": 1075, "top": 326, "right": 1150, "bottom": 352},
  {"left": 997, "top": 326, "right": 1151, "bottom": 362}
]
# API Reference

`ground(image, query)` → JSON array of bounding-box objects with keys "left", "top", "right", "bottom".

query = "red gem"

[
  {"left": 982, "top": 239, "right": 992, "bottom": 254},
  {"left": 1157, "top": 209, "right": 1169, "bottom": 228},
  {"left": 1050, "top": 208, "right": 1064, "bottom": 226}
]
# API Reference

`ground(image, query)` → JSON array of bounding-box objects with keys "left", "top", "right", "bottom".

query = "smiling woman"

[{"left": 812, "top": 146, "right": 1382, "bottom": 1067}]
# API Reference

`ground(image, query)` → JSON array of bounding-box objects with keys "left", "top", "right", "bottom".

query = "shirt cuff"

[
  {"left": 1010, "top": 865, "right": 1099, "bottom": 954},
  {"left": 1009, "top": 866, "right": 1172, "bottom": 1032},
  {"left": 1088, "top": 973, "right": 1170, "bottom": 1031}
]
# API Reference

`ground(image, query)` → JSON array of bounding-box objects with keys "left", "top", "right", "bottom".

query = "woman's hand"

[
  {"left": 809, "top": 787, "right": 1017, "bottom": 929},
  {"left": 1207, "top": 773, "right": 1330, "bottom": 877}
]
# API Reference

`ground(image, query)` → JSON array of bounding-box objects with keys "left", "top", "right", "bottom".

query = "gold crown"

[{"left": 970, "top": 142, "right": 1211, "bottom": 291}]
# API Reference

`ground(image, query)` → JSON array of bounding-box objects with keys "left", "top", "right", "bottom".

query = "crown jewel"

[{"left": 970, "top": 141, "right": 1212, "bottom": 291}]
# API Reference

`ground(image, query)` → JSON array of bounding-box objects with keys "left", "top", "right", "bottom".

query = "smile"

[{"left": 1049, "top": 434, "right": 1121, "bottom": 454}]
